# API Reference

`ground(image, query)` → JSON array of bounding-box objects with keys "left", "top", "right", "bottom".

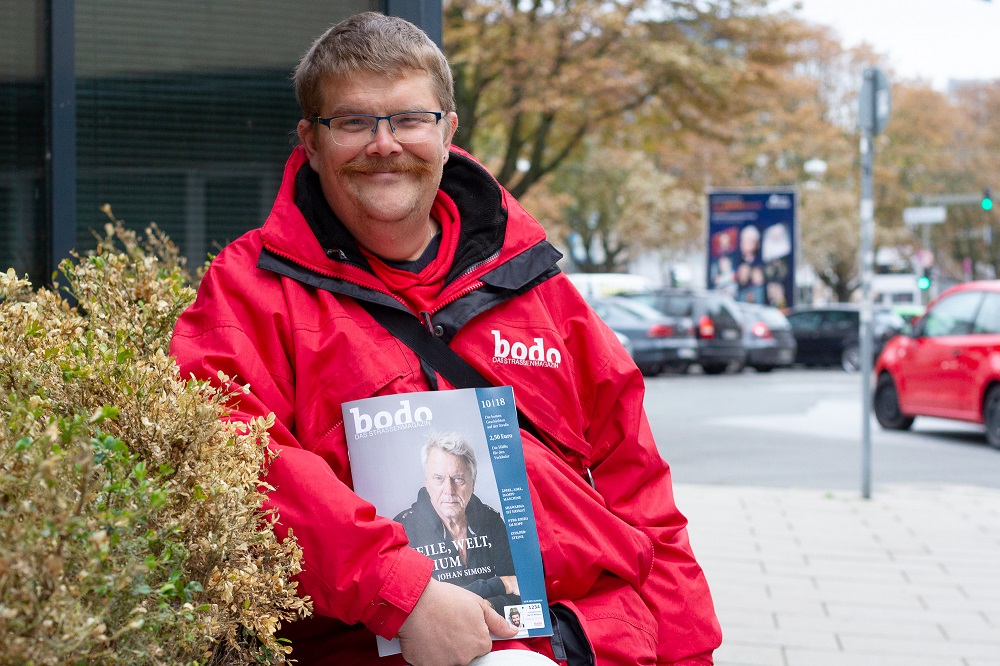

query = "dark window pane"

[
  {"left": 788, "top": 312, "right": 822, "bottom": 331},
  {"left": 0, "top": 0, "right": 46, "bottom": 279},
  {"left": 74, "top": 0, "right": 374, "bottom": 265},
  {"left": 823, "top": 310, "right": 856, "bottom": 330}
]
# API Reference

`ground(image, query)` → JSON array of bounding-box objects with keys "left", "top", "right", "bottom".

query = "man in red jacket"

[{"left": 170, "top": 11, "right": 721, "bottom": 666}]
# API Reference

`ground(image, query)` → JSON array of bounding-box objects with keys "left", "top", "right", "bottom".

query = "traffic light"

[
  {"left": 917, "top": 267, "right": 931, "bottom": 291},
  {"left": 984, "top": 188, "right": 994, "bottom": 212}
]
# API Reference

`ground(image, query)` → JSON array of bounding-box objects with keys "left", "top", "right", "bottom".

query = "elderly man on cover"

[
  {"left": 394, "top": 432, "right": 520, "bottom": 614},
  {"left": 170, "top": 11, "right": 721, "bottom": 666}
]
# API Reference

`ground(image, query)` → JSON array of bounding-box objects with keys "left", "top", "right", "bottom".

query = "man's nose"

[{"left": 367, "top": 118, "right": 402, "bottom": 155}]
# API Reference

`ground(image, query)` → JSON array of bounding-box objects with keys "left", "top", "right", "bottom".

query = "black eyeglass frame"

[{"left": 309, "top": 111, "right": 445, "bottom": 143}]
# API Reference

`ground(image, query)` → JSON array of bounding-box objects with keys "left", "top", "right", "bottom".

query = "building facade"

[{"left": 1, "top": 0, "right": 441, "bottom": 286}]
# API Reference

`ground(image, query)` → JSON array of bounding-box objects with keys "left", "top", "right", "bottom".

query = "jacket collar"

[{"left": 259, "top": 145, "right": 548, "bottom": 286}]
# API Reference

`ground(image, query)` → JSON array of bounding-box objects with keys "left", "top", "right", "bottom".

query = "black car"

[
  {"left": 589, "top": 296, "right": 699, "bottom": 376},
  {"left": 735, "top": 302, "right": 797, "bottom": 372},
  {"left": 623, "top": 288, "right": 746, "bottom": 374},
  {"left": 786, "top": 304, "right": 907, "bottom": 372}
]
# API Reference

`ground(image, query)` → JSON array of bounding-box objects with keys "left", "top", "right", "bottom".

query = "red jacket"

[{"left": 170, "top": 145, "right": 721, "bottom": 665}]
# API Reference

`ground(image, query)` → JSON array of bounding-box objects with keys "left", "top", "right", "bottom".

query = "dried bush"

[{"left": 0, "top": 217, "right": 311, "bottom": 665}]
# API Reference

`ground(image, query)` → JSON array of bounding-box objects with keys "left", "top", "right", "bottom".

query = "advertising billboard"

[{"left": 707, "top": 189, "right": 796, "bottom": 309}]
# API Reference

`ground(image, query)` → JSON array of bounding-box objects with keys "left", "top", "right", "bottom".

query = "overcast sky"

[{"left": 784, "top": 0, "right": 1000, "bottom": 90}]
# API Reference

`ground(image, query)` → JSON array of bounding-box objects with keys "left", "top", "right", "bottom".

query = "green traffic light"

[
  {"left": 984, "top": 198, "right": 995, "bottom": 212},
  {"left": 917, "top": 275, "right": 930, "bottom": 290},
  {"left": 984, "top": 188, "right": 994, "bottom": 211}
]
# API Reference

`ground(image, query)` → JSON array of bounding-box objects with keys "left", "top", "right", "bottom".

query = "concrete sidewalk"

[{"left": 674, "top": 484, "right": 1000, "bottom": 666}]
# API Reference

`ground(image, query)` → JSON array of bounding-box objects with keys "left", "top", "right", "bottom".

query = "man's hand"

[{"left": 397, "top": 578, "right": 518, "bottom": 666}]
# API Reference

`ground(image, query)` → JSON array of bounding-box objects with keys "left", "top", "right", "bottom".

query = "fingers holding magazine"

[{"left": 398, "top": 578, "right": 517, "bottom": 666}]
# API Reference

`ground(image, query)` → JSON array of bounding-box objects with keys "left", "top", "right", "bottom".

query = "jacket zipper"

[{"left": 419, "top": 250, "right": 503, "bottom": 323}]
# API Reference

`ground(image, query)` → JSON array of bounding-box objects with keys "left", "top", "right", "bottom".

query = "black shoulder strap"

[
  {"left": 358, "top": 300, "right": 493, "bottom": 389},
  {"left": 358, "top": 299, "right": 595, "bottom": 488}
]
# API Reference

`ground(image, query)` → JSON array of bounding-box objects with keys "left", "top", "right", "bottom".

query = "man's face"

[
  {"left": 423, "top": 448, "right": 474, "bottom": 523},
  {"left": 509, "top": 610, "right": 521, "bottom": 626},
  {"left": 740, "top": 230, "right": 759, "bottom": 257},
  {"left": 297, "top": 68, "right": 458, "bottom": 244}
]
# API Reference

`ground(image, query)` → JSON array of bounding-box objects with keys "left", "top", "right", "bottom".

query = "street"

[
  {"left": 649, "top": 368, "right": 1000, "bottom": 665},
  {"left": 644, "top": 367, "right": 1000, "bottom": 491}
]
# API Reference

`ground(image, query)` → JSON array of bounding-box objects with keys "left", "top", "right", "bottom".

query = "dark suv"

[{"left": 623, "top": 288, "right": 746, "bottom": 374}]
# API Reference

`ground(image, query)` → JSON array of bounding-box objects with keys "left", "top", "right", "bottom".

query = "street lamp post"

[{"left": 858, "top": 67, "right": 891, "bottom": 500}]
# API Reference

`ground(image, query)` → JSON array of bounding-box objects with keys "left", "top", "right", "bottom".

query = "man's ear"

[
  {"left": 297, "top": 119, "right": 320, "bottom": 165},
  {"left": 442, "top": 112, "right": 459, "bottom": 151}
]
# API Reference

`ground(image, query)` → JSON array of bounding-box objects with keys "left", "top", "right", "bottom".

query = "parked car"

[
  {"left": 588, "top": 296, "right": 699, "bottom": 376},
  {"left": 568, "top": 272, "right": 654, "bottom": 299},
  {"left": 785, "top": 304, "right": 906, "bottom": 372},
  {"left": 735, "top": 302, "right": 797, "bottom": 372},
  {"left": 873, "top": 280, "right": 1000, "bottom": 448},
  {"left": 622, "top": 288, "right": 746, "bottom": 374}
]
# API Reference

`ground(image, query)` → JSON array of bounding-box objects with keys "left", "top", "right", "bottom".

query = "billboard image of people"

[{"left": 707, "top": 190, "right": 796, "bottom": 309}]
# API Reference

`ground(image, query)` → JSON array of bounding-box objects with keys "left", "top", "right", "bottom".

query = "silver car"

[{"left": 735, "top": 302, "right": 797, "bottom": 372}]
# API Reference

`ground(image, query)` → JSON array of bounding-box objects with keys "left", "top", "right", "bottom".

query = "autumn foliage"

[{"left": 0, "top": 221, "right": 311, "bottom": 664}]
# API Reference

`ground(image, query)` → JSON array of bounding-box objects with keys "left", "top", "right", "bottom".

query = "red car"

[{"left": 873, "top": 280, "right": 1000, "bottom": 448}]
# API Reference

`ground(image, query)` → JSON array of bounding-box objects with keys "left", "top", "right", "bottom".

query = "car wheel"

[
  {"left": 638, "top": 363, "right": 663, "bottom": 377},
  {"left": 701, "top": 364, "right": 727, "bottom": 375},
  {"left": 984, "top": 386, "right": 1000, "bottom": 449},
  {"left": 841, "top": 344, "right": 861, "bottom": 372},
  {"left": 754, "top": 365, "right": 774, "bottom": 373},
  {"left": 873, "top": 374, "right": 914, "bottom": 431}
]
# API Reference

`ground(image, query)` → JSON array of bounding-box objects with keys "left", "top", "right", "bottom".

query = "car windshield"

[
  {"left": 610, "top": 298, "right": 670, "bottom": 320},
  {"left": 632, "top": 293, "right": 693, "bottom": 317},
  {"left": 756, "top": 307, "right": 790, "bottom": 328}
]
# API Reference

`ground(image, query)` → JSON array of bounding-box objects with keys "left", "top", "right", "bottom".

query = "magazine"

[{"left": 343, "top": 386, "right": 552, "bottom": 656}]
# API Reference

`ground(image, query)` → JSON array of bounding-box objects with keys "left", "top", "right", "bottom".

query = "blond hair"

[{"left": 294, "top": 11, "right": 455, "bottom": 119}]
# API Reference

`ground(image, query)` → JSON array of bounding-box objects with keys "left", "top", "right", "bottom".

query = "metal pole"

[
  {"left": 859, "top": 94, "right": 875, "bottom": 501},
  {"left": 922, "top": 222, "right": 932, "bottom": 303}
]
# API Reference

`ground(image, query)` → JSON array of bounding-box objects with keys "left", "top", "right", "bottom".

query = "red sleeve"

[
  {"left": 585, "top": 322, "right": 722, "bottom": 664},
  {"left": 169, "top": 258, "right": 432, "bottom": 638}
]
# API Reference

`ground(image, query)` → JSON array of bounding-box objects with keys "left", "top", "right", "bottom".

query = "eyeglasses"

[{"left": 310, "top": 111, "right": 444, "bottom": 147}]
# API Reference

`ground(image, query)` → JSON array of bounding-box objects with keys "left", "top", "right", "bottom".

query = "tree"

[
  {"left": 940, "top": 81, "right": 1000, "bottom": 280},
  {"left": 444, "top": 0, "right": 799, "bottom": 198},
  {"left": 522, "top": 145, "right": 698, "bottom": 272},
  {"left": 876, "top": 79, "right": 1000, "bottom": 284},
  {"left": 658, "top": 21, "right": 873, "bottom": 299}
]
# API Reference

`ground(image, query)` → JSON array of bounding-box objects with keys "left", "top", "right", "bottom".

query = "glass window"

[
  {"left": 0, "top": 0, "right": 46, "bottom": 280},
  {"left": 656, "top": 294, "right": 694, "bottom": 317},
  {"left": 612, "top": 298, "right": 666, "bottom": 321},
  {"left": 758, "top": 307, "right": 790, "bottom": 329},
  {"left": 973, "top": 292, "right": 1000, "bottom": 334},
  {"left": 704, "top": 295, "right": 739, "bottom": 328},
  {"left": 923, "top": 291, "right": 983, "bottom": 337},
  {"left": 74, "top": 0, "right": 374, "bottom": 267},
  {"left": 822, "top": 310, "right": 856, "bottom": 331},
  {"left": 787, "top": 311, "right": 823, "bottom": 331}
]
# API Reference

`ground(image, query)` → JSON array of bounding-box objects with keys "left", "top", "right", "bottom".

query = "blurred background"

[{"left": 3, "top": 0, "right": 998, "bottom": 309}]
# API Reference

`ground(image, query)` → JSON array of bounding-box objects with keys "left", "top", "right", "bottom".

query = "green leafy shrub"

[{"left": 0, "top": 218, "right": 311, "bottom": 665}]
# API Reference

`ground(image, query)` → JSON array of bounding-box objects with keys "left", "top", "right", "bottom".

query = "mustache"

[{"left": 337, "top": 155, "right": 436, "bottom": 177}]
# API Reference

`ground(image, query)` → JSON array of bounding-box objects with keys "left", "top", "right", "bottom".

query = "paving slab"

[{"left": 675, "top": 483, "right": 1000, "bottom": 666}]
